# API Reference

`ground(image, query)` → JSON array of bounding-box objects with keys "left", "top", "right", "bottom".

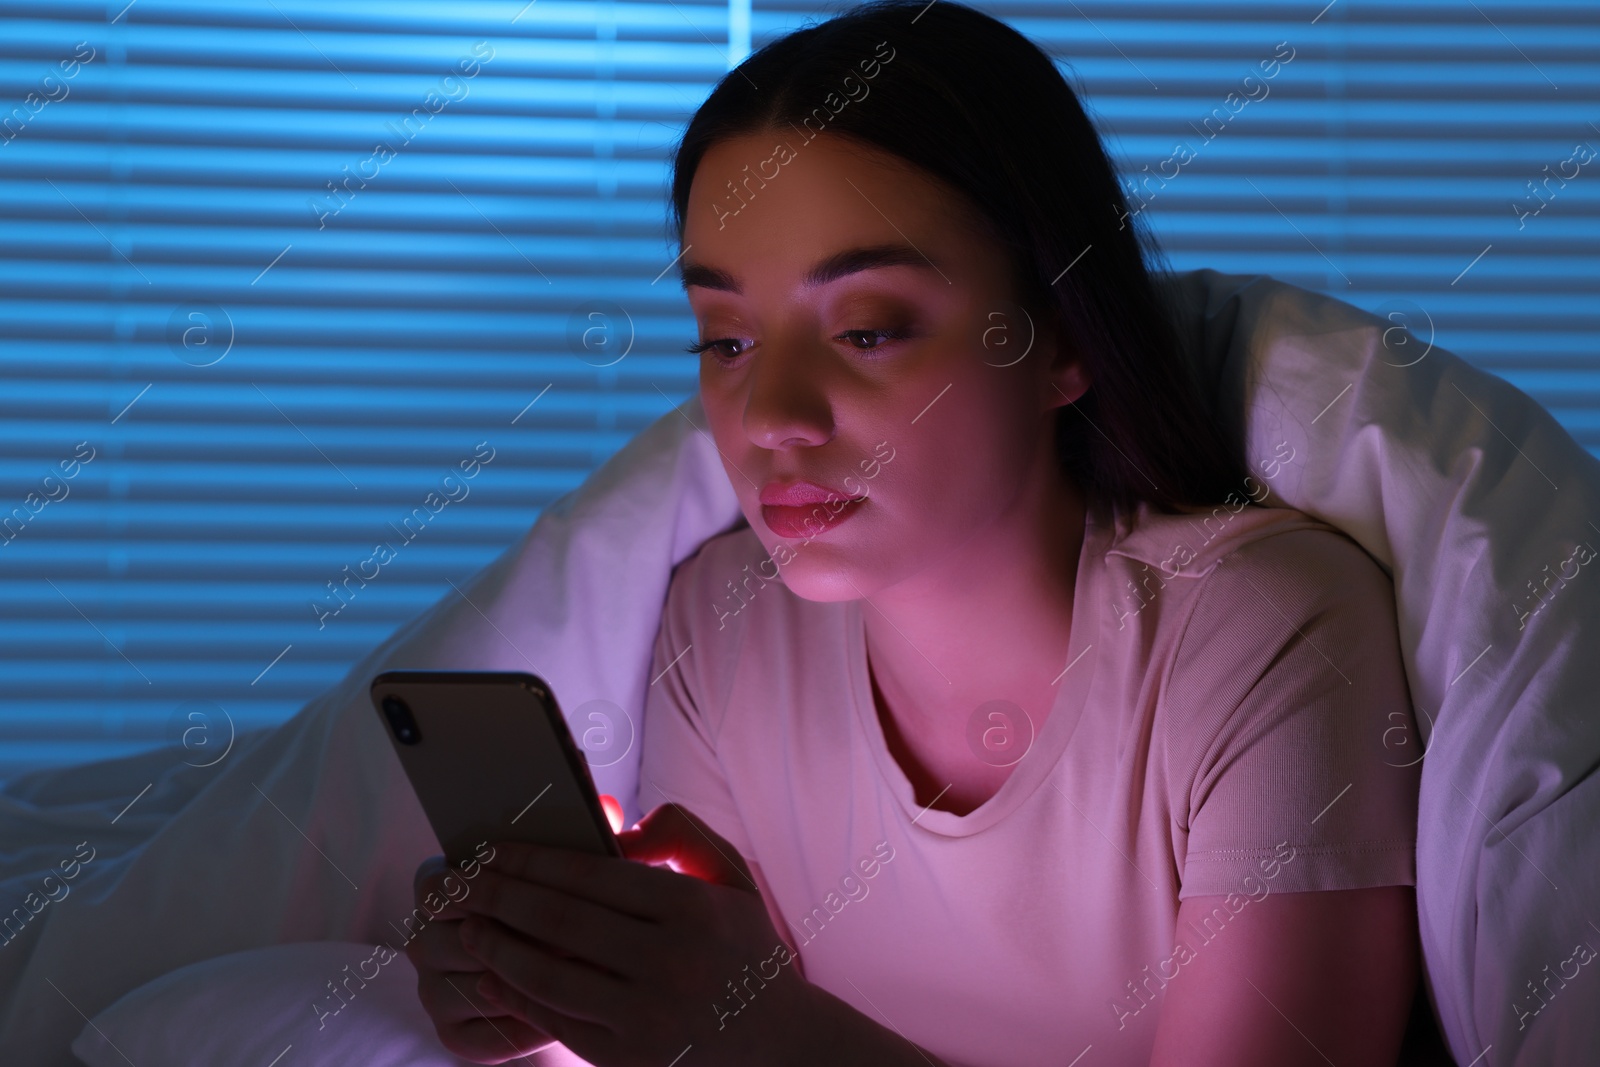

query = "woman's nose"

[{"left": 742, "top": 338, "right": 835, "bottom": 450}]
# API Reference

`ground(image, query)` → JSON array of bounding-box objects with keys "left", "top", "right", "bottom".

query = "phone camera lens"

[{"left": 382, "top": 696, "right": 421, "bottom": 745}]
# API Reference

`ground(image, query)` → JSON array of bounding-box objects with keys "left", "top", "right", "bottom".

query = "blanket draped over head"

[{"left": 1, "top": 270, "right": 1595, "bottom": 1066}]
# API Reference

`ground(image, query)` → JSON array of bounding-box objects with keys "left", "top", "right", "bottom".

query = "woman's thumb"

[
  {"left": 616, "top": 802, "right": 756, "bottom": 891},
  {"left": 598, "top": 793, "right": 625, "bottom": 834}
]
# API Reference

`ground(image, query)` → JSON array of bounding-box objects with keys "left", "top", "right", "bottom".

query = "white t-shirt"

[{"left": 638, "top": 493, "right": 1420, "bottom": 1067}]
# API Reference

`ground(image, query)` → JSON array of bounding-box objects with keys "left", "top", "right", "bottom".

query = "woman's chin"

[
  {"left": 773, "top": 566, "right": 865, "bottom": 603},
  {"left": 748, "top": 538, "right": 869, "bottom": 603}
]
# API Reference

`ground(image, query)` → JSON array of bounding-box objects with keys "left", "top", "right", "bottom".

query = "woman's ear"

[
  {"left": 1050, "top": 357, "right": 1091, "bottom": 406},
  {"left": 1043, "top": 321, "right": 1091, "bottom": 408}
]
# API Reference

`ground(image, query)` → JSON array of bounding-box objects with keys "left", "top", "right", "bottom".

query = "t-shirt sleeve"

[
  {"left": 636, "top": 550, "right": 757, "bottom": 862},
  {"left": 1163, "top": 526, "right": 1421, "bottom": 900}
]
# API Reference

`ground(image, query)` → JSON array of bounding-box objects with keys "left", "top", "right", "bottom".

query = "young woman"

[{"left": 407, "top": 3, "right": 1423, "bottom": 1064}]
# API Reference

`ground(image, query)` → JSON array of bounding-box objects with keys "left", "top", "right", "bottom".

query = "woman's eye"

[
  {"left": 685, "top": 327, "right": 912, "bottom": 364},
  {"left": 684, "top": 337, "right": 748, "bottom": 362},
  {"left": 837, "top": 327, "right": 912, "bottom": 353}
]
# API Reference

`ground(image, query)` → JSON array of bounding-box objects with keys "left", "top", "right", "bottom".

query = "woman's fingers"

[
  {"left": 414, "top": 858, "right": 479, "bottom": 921},
  {"left": 436, "top": 1011, "right": 556, "bottom": 1065},
  {"left": 477, "top": 972, "right": 614, "bottom": 1060},
  {"left": 598, "top": 793, "right": 625, "bottom": 834},
  {"left": 479, "top": 840, "right": 679, "bottom": 921},
  {"left": 460, "top": 915, "right": 627, "bottom": 1026},
  {"left": 409, "top": 854, "right": 572, "bottom": 1064},
  {"left": 406, "top": 915, "right": 481, "bottom": 973},
  {"left": 618, "top": 802, "right": 758, "bottom": 890},
  {"left": 457, "top": 869, "right": 652, "bottom": 977},
  {"left": 411, "top": 936, "right": 564, "bottom": 1066},
  {"left": 476, "top": 800, "right": 765, "bottom": 922},
  {"left": 413, "top": 959, "right": 503, "bottom": 1023}
]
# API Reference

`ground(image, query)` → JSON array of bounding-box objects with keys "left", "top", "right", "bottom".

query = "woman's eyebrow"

[{"left": 679, "top": 243, "right": 944, "bottom": 294}]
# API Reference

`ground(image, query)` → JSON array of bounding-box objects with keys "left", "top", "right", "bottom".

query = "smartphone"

[{"left": 369, "top": 669, "right": 623, "bottom": 867}]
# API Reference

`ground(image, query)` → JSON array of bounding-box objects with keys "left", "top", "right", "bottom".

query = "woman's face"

[{"left": 680, "top": 130, "right": 1088, "bottom": 602}]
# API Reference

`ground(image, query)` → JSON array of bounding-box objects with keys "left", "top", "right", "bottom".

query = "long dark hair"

[{"left": 668, "top": 0, "right": 1247, "bottom": 514}]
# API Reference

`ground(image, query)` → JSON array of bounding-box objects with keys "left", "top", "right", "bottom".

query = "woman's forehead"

[{"left": 681, "top": 133, "right": 1001, "bottom": 296}]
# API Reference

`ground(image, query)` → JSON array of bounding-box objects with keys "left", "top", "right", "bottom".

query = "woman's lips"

[{"left": 761, "top": 497, "right": 867, "bottom": 539}]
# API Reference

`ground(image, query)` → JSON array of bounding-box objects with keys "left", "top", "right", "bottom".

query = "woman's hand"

[
  {"left": 455, "top": 802, "right": 813, "bottom": 1067},
  {"left": 406, "top": 852, "right": 562, "bottom": 1063}
]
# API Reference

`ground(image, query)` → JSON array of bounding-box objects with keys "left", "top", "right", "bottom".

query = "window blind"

[
  {"left": 1, "top": 0, "right": 1595, "bottom": 780},
  {"left": 0, "top": 0, "right": 731, "bottom": 778}
]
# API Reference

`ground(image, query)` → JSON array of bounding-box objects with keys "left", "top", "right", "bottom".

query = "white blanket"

[{"left": 1, "top": 268, "right": 1595, "bottom": 1066}]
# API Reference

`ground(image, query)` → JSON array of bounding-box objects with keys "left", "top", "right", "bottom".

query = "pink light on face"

[{"left": 685, "top": 131, "right": 1084, "bottom": 608}]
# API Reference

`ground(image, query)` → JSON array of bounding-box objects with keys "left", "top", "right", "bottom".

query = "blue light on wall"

[{"left": 1, "top": 0, "right": 1595, "bottom": 780}]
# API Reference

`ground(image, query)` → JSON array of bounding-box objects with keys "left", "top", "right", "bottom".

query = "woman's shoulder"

[
  {"left": 1106, "top": 495, "right": 1405, "bottom": 702},
  {"left": 1103, "top": 495, "right": 1390, "bottom": 590},
  {"left": 1090, "top": 494, "right": 1399, "bottom": 653},
  {"left": 1132, "top": 499, "right": 1419, "bottom": 896}
]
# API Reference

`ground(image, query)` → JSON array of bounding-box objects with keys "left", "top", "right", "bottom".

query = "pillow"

[{"left": 70, "top": 941, "right": 592, "bottom": 1067}]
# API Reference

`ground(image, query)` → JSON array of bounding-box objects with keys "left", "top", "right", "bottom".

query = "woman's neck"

[{"left": 860, "top": 442, "right": 1089, "bottom": 812}]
